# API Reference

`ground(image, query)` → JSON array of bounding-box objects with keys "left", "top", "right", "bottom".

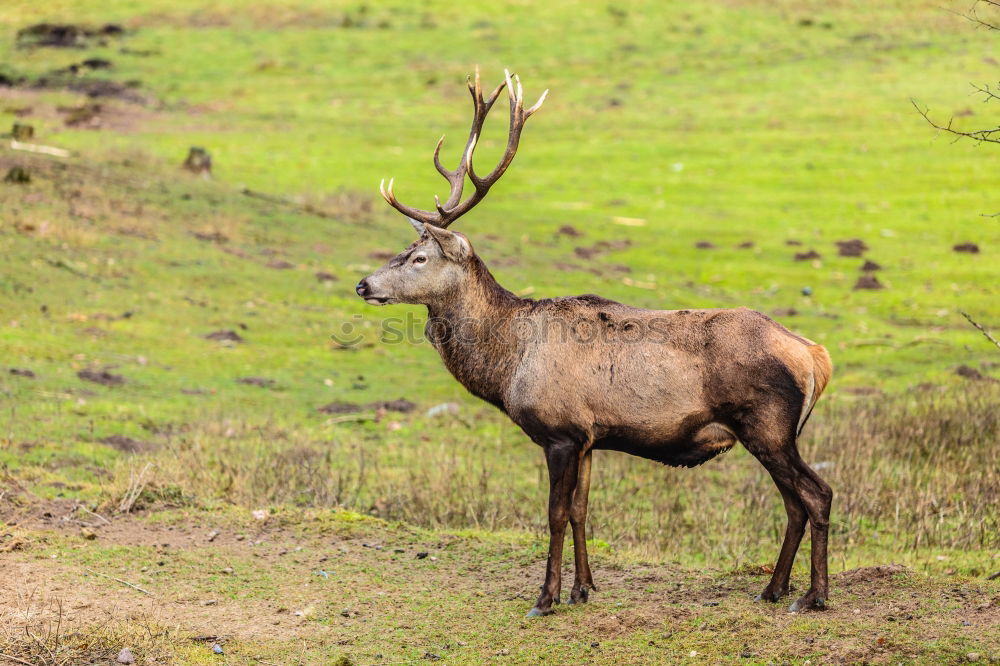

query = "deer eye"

[{"left": 413, "top": 255, "right": 427, "bottom": 265}]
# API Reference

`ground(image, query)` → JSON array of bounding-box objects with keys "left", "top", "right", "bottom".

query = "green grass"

[{"left": 1, "top": 0, "right": 999, "bottom": 662}]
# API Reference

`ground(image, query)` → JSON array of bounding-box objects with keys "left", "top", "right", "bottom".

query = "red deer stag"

[{"left": 356, "top": 68, "right": 833, "bottom": 616}]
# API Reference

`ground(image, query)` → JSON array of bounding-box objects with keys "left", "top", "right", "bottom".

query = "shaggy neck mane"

[{"left": 424, "top": 255, "right": 527, "bottom": 411}]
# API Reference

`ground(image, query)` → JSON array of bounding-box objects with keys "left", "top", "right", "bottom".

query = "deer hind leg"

[
  {"left": 568, "top": 449, "right": 596, "bottom": 604},
  {"left": 527, "top": 439, "right": 580, "bottom": 617},
  {"left": 756, "top": 481, "right": 806, "bottom": 602},
  {"left": 743, "top": 417, "right": 832, "bottom": 612}
]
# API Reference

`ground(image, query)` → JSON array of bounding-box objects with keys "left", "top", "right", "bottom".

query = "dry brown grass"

[
  {"left": 110, "top": 384, "right": 999, "bottom": 568},
  {"left": 0, "top": 594, "right": 178, "bottom": 666}
]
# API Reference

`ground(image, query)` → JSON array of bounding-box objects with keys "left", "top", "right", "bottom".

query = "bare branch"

[
  {"left": 912, "top": 99, "right": 1000, "bottom": 144},
  {"left": 960, "top": 310, "right": 1000, "bottom": 350},
  {"left": 968, "top": 0, "right": 1000, "bottom": 30}
]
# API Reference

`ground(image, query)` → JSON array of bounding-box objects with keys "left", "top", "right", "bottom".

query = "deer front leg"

[
  {"left": 527, "top": 441, "right": 579, "bottom": 617},
  {"left": 568, "top": 449, "right": 596, "bottom": 604}
]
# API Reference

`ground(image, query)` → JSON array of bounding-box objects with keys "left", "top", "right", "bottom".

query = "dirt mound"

[
  {"left": 953, "top": 242, "right": 980, "bottom": 254},
  {"left": 16, "top": 23, "right": 124, "bottom": 49},
  {"left": 853, "top": 275, "right": 883, "bottom": 290},
  {"left": 861, "top": 259, "right": 882, "bottom": 271},
  {"left": 794, "top": 250, "right": 820, "bottom": 261},
  {"left": 836, "top": 238, "right": 869, "bottom": 257},
  {"left": 835, "top": 564, "right": 909, "bottom": 586}
]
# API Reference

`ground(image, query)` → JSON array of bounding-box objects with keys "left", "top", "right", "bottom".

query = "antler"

[{"left": 379, "top": 66, "right": 548, "bottom": 228}]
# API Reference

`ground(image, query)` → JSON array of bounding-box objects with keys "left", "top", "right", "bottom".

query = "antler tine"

[
  {"left": 378, "top": 68, "right": 545, "bottom": 229},
  {"left": 526, "top": 88, "right": 549, "bottom": 118},
  {"left": 432, "top": 135, "right": 450, "bottom": 179}
]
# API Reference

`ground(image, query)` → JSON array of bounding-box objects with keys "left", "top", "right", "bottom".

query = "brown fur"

[{"left": 357, "top": 228, "right": 834, "bottom": 616}]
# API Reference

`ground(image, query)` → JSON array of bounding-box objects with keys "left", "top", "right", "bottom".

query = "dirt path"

[{"left": 1, "top": 509, "right": 998, "bottom": 664}]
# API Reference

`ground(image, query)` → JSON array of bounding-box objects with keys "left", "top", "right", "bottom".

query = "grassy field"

[{"left": 1, "top": 0, "right": 999, "bottom": 663}]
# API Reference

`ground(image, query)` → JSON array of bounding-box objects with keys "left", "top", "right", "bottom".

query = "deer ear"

[{"left": 424, "top": 225, "right": 471, "bottom": 261}]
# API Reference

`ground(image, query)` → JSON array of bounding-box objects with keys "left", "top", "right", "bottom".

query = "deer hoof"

[
  {"left": 568, "top": 586, "right": 590, "bottom": 605},
  {"left": 526, "top": 606, "right": 553, "bottom": 618},
  {"left": 788, "top": 594, "right": 826, "bottom": 613},
  {"left": 754, "top": 588, "right": 784, "bottom": 603}
]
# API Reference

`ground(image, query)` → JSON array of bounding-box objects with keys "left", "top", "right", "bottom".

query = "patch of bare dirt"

[
  {"left": 794, "top": 250, "right": 820, "bottom": 261},
  {"left": 236, "top": 376, "right": 275, "bottom": 388},
  {"left": 78, "top": 368, "right": 125, "bottom": 386},
  {"left": 557, "top": 224, "right": 583, "bottom": 238},
  {"left": 835, "top": 564, "right": 909, "bottom": 587},
  {"left": 318, "top": 399, "right": 417, "bottom": 415},
  {"left": 204, "top": 330, "right": 244, "bottom": 343},
  {"left": 957, "top": 365, "right": 997, "bottom": 383},
  {"left": 8, "top": 368, "right": 35, "bottom": 378},
  {"left": 99, "top": 435, "right": 153, "bottom": 453},
  {"left": 573, "top": 239, "right": 631, "bottom": 260}
]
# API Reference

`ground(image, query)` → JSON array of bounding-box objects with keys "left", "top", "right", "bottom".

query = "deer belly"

[{"left": 595, "top": 422, "right": 737, "bottom": 468}]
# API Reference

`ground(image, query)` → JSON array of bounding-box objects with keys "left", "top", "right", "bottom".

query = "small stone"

[
  {"left": 117, "top": 648, "right": 136, "bottom": 664},
  {"left": 201, "top": 599, "right": 218, "bottom": 606},
  {"left": 590, "top": 642, "right": 600, "bottom": 648},
  {"left": 416, "top": 552, "right": 429, "bottom": 559},
  {"left": 220, "top": 567, "right": 234, "bottom": 575},
  {"left": 212, "top": 643, "right": 224, "bottom": 654},
  {"left": 80, "top": 527, "right": 97, "bottom": 540},
  {"left": 207, "top": 530, "right": 220, "bottom": 542},
  {"left": 967, "top": 654, "right": 981, "bottom": 663}
]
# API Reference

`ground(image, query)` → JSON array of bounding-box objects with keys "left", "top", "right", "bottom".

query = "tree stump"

[
  {"left": 182, "top": 146, "right": 212, "bottom": 178},
  {"left": 4, "top": 167, "right": 31, "bottom": 184},
  {"left": 12, "top": 123, "right": 34, "bottom": 141}
]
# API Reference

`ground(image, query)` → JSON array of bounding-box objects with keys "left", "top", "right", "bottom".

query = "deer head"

[{"left": 355, "top": 67, "right": 547, "bottom": 307}]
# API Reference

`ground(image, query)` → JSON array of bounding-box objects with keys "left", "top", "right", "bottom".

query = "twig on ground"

[
  {"left": 9, "top": 139, "right": 70, "bottom": 158},
  {"left": 987, "top": 570, "right": 1000, "bottom": 580},
  {"left": 75, "top": 503, "right": 112, "bottom": 525},
  {"left": 960, "top": 311, "right": 1000, "bottom": 350},
  {"left": 83, "top": 568, "right": 153, "bottom": 596},
  {"left": 0, "top": 653, "right": 35, "bottom": 665}
]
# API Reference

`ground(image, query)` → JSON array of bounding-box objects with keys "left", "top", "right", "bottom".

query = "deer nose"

[{"left": 355, "top": 278, "right": 370, "bottom": 297}]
